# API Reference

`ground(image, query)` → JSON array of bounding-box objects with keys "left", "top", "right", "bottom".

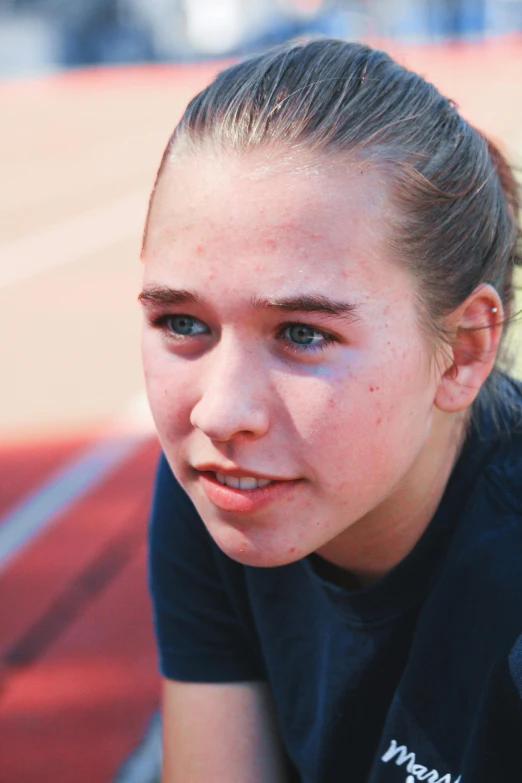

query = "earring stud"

[{"left": 491, "top": 307, "right": 498, "bottom": 313}]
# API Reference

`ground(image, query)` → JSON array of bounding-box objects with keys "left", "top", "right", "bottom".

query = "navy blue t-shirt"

[{"left": 149, "top": 376, "right": 522, "bottom": 782}]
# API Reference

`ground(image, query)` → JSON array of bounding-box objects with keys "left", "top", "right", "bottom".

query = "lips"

[{"left": 197, "top": 470, "right": 301, "bottom": 513}]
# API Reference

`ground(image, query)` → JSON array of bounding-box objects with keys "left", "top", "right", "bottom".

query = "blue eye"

[
  {"left": 166, "top": 315, "right": 208, "bottom": 336},
  {"left": 283, "top": 324, "right": 327, "bottom": 347}
]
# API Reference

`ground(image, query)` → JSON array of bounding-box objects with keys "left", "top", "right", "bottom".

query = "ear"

[{"left": 435, "top": 284, "right": 504, "bottom": 413}]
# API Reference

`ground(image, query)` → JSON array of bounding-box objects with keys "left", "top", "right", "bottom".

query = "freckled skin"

[{"left": 141, "top": 150, "right": 461, "bottom": 581}]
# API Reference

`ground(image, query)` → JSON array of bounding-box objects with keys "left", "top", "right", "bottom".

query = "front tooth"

[
  {"left": 216, "top": 472, "right": 226, "bottom": 485},
  {"left": 256, "top": 479, "right": 272, "bottom": 488},
  {"left": 224, "top": 475, "right": 240, "bottom": 489},
  {"left": 239, "top": 477, "right": 258, "bottom": 490}
]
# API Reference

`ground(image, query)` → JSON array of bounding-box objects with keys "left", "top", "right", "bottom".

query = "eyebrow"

[
  {"left": 251, "top": 293, "right": 360, "bottom": 321},
  {"left": 138, "top": 286, "right": 360, "bottom": 321},
  {"left": 138, "top": 287, "right": 203, "bottom": 307}
]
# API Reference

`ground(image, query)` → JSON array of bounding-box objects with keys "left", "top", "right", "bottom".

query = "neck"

[{"left": 314, "top": 411, "right": 467, "bottom": 587}]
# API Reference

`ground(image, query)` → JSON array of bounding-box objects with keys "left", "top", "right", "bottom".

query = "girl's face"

[{"left": 141, "top": 150, "right": 445, "bottom": 568}]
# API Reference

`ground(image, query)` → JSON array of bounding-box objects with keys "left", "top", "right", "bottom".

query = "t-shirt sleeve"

[{"left": 148, "top": 453, "right": 265, "bottom": 683}]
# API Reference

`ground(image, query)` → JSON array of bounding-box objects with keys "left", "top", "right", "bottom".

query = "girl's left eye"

[
  {"left": 165, "top": 315, "right": 209, "bottom": 336},
  {"left": 279, "top": 323, "right": 334, "bottom": 351}
]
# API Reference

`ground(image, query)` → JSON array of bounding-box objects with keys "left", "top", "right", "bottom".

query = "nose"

[{"left": 189, "top": 338, "right": 271, "bottom": 442}]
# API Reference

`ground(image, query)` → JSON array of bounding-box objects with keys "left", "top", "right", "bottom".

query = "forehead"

[
  {"left": 148, "top": 149, "right": 387, "bottom": 241},
  {"left": 143, "top": 149, "right": 411, "bottom": 305}
]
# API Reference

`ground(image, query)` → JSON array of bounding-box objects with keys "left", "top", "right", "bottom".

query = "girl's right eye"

[{"left": 158, "top": 315, "right": 209, "bottom": 337}]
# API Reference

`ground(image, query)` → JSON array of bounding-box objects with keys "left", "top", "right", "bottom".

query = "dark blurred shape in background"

[{"left": 1, "top": 0, "right": 522, "bottom": 77}]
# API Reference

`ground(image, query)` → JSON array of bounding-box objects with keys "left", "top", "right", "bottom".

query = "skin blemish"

[
  {"left": 288, "top": 547, "right": 296, "bottom": 554},
  {"left": 195, "top": 243, "right": 205, "bottom": 255},
  {"left": 376, "top": 417, "right": 382, "bottom": 425}
]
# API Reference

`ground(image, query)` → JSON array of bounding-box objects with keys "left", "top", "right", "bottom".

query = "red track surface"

[
  {"left": 0, "top": 438, "right": 88, "bottom": 519},
  {"left": 0, "top": 437, "right": 160, "bottom": 783},
  {"left": 1, "top": 37, "right": 521, "bottom": 783},
  {"left": 0, "top": 55, "right": 222, "bottom": 783}
]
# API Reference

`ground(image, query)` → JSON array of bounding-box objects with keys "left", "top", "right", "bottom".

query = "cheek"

[
  {"left": 277, "top": 343, "right": 435, "bottom": 482},
  {"left": 142, "top": 340, "right": 194, "bottom": 435},
  {"left": 270, "top": 369, "right": 346, "bottom": 444},
  {"left": 271, "top": 368, "right": 383, "bottom": 470},
  {"left": 272, "top": 344, "right": 417, "bottom": 444}
]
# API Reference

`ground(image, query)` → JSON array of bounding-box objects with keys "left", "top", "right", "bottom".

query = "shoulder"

[
  {"left": 149, "top": 453, "right": 211, "bottom": 553},
  {"left": 438, "top": 377, "right": 522, "bottom": 607},
  {"left": 472, "top": 373, "right": 522, "bottom": 508},
  {"left": 151, "top": 452, "right": 197, "bottom": 515},
  {"left": 148, "top": 454, "right": 225, "bottom": 598}
]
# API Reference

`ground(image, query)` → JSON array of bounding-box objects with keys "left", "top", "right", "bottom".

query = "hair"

[{"left": 144, "top": 38, "right": 521, "bottom": 423}]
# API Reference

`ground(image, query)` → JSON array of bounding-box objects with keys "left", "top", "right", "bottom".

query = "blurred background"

[
  {"left": 1, "top": 2, "right": 521, "bottom": 782},
  {"left": 3, "top": 0, "right": 522, "bottom": 74}
]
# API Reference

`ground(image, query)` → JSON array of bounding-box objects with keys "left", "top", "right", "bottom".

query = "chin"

[{"left": 209, "top": 520, "right": 304, "bottom": 569}]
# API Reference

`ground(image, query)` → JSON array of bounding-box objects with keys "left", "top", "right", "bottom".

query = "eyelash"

[{"left": 149, "top": 314, "right": 338, "bottom": 354}]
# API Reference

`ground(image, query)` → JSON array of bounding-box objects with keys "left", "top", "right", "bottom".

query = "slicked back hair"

[{"left": 145, "top": 38, "right": 522, "bottom": 422}]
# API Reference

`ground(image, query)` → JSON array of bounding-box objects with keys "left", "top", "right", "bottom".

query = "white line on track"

[
  {"left": 112, "top": 711, "right": 162, "bottom": 783},
  {"left": 0, "top": 187, "right": 149, "bottom": 288},
  {"left": 0, "top": 435, "right": 144, "bottom": 573},
  {"left": 0, "top": 391, "right": 155, "bottom": 574}
]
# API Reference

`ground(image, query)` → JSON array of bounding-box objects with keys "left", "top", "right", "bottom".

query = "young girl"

[{"left": 140, "top": 39, "right": 522, "bottom": 782}]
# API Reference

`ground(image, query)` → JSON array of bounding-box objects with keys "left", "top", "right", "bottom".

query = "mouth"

[
  {"left": 214, "top": 472, "right": 272, "bottom": 490},
  {"left": 196, "top": 470, "right": 301, "bottom": 513}
]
